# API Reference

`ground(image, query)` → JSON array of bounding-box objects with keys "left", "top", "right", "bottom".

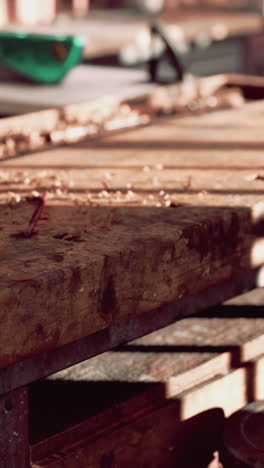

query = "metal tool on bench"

[
  {"left": 148, "top": 22, "right": 223, "bottom": 114},
  {"left": 0, "top": 32, "right": 86, "bottom": 84},
  {"left": 147, "top": 20, "right": 215, "bottom": 113},
  {"left": 147, "top": 22, "right": 264, "bottom": 114},
  {"left": 149, "top": 21, "right": 187, "bottom": 84}
]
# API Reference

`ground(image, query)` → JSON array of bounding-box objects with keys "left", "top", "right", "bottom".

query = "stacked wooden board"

[{"left": 30, "top": 288, "right": 264, "bottom": 467}]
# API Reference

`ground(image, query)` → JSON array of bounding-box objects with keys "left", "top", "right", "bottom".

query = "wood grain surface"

[{"left": 1, "top": 100, "right": 264, "bottom": 368}]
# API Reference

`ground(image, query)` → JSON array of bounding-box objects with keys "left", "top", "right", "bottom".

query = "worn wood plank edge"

[{"left": 0, "top": 268, "right": 260, "bottom": 396}]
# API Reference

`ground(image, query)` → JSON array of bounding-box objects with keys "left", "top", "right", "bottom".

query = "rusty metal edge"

[{"left": 0, "top": 268, "right": 260, "bottom": 395}]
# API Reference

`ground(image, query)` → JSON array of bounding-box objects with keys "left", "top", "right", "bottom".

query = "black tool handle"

[{"left": 149, "top": 22, "right": 186, "bottom": 83}]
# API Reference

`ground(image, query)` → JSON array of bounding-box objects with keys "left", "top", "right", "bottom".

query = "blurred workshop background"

[
  {"left": 0, "top": 0, "right": 263, "bottom": 25},
  {"left": 1, "top": 1, "right": 264, "bottom": 69},
  {"left": 0, "top": 0, "right": 264, "bottom": 113}
]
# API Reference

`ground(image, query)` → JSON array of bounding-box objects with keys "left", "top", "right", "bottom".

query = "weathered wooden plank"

[
  {"left": 1, "top": 100, "right": 264, "bottom": 368},
  {"left": 0, "top": 270, "right": 258, "bottom": 396},
  {"left": 0, "top": 201, "right": 257, "bottom": 367}
]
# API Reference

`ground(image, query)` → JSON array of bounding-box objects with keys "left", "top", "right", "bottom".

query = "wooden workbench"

[
  {"left": 1, "top": 97, "right": 264, "bottom": 466},
  {"left": 1, "top": 9, "right": 264, "bottom": 115}
]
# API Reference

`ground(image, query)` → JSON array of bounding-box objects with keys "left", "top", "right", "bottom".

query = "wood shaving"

[
  {"left": 7, "top": 191, "right": 21, "bottom": 204},
  {"left": 143, "top": 166, "right": 151, "bottom": 173},
  {"left": 101, "top": 190, "right": 110, "bottom": 198},
  {"left": 197, "top": 190, "right": 208, "bottom": 199},
  {"left": 24, "top": 177, "right": 31, "bottom": 185},
  {"left": 126, "top": 190, "right": 136, "bottom": 200},
  {"left": 0, "top": 78, "right": 248, "bottom": 160},
  {"left": 0, "top": 101, "right": 146, "bottom": 160},
  {"left": 245, "top": 174, "right": 258, "bottom": 182},
  {"left": 104, "top": 172, "right": 113, "bottom": 181}
]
